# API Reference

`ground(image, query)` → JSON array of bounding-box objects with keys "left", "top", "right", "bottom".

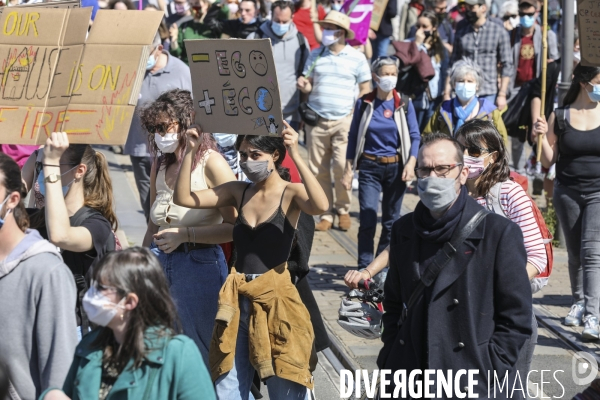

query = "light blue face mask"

[
  {"left": 37, "top": 166, "right": 77, "bottom": 198},
  {"left": 520, "top": 15, "right": 535, "bottom": 28},
  {"left": 271, "top": 21, "right": 291, "bottom": 36},
  {"left": 587, "top": 82, "right": 600, "bottom": 102},
  {"left": 455, "top": 82, "right": 477, "bottom": 102},
  {"left": 146, "top": 49, "right": 158, "bottom": 71},
  {"left": 332, "top": 3, "right": 342, "bottom": 10},
  {"left": 0, "top": 196, "right": 11, "bottom": 230}
]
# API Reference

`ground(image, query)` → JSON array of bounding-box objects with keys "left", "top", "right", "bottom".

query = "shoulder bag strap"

[
  {"left": 303, "top": 47, "right": 326, "bottom": 78},
  {"left": 403, "top": 209, "right": 488, "bottom": 319},
  {"left": 296, "top": 32, "right": 307, "bottom": 78}
]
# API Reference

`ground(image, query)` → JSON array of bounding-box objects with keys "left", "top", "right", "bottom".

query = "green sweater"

[
  {"left": 170, "top": 20, "right": 214, "bottom": 64},
  {"left": 39, "top": 328, "right": 216, "bottom": 400}
]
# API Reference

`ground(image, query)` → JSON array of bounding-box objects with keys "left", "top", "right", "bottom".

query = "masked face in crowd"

[
  {"left": 415, "top": 140, "right": 468, "bottom": 215},
  {"left": 320, "top": 22, "right": 344, "bottom": 46},
  {"left": 464, "top": 3, "right": 486, "bottom": 24},
  {"left": 154, "top": 120, "right": 181, "bottom": 154},
  {"left": 433, "top": 0, "right": 448, "bottom": 21},
  {"left": 239, "top": 0, "right": 258, "bottom": 24},
  {"left": 518, "top": 5, "right": 537, "bottom": 28},
  {"left": 583, "top": 73, "right": 600, "bottom": 103},
  {"left": 238, "top": 141, "right": 276, "bottom": 183},
  {"left": 373, "top": 64, "right": 398, "bottom": 93},
  {"left": 457, "top": 137, "right": 497, "bottom": 180},
  {"left": 330, "top": 0, "right": 344, "bottom": 11},
  {"left": 271, "top": 5, "right": 293, "bottom": 37}
]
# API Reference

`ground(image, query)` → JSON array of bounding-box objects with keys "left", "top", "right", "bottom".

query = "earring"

[{"left": 120, "top": 313, "right": 124, "bottom": 321}]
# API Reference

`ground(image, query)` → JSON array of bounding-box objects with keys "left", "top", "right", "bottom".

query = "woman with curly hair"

[{"left": 140, "top": 89, "right": 237, "bottom": 365}]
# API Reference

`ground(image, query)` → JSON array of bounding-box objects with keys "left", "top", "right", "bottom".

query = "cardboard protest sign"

[
  {"left": 0, "top": 8, "right": 162, "bottom": 144},
  {"left": 184, "top": 39, "right": 284, "bottom": 136},
  {"left": 369, "top": 0, "right": 389, "bottom": 31},
  {"left": 577, "top": 0, "right": 600, "bottom": 67},
  {"left": 341, "top": 0, "right": 373, "bottom": 46},
  {"left": 1, "top": 0, "right": 81, "bottom": 11}
]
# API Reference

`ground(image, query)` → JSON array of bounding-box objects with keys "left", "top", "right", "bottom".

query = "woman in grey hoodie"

[{"left": 0, "top": 153, "right": 77, "bottom": 400}]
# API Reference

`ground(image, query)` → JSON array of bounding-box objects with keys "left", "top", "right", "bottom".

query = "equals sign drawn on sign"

[{"left": 191, "top": 53, "right": 210, "bottom": 63}]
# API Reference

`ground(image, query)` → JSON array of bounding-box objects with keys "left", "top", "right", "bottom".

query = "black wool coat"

[{"left": 377, "top": 197, "right": 533, "bottom": 399}]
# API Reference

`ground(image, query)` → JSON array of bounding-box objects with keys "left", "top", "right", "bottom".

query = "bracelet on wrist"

[{"left": 363, "top": 269, "right": 372, "bottom": 279}]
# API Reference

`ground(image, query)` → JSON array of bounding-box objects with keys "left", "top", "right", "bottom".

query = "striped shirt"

[
  {"left": 476, "top": 180, "right": 547, "bottom": 274},
  {"left": 303, "top": 45, "right": 371, "bottom": 120}
]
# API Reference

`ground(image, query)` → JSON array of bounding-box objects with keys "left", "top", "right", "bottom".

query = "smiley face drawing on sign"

[{"left": 249, "top": 51, "right": 268, "bottom": 76}]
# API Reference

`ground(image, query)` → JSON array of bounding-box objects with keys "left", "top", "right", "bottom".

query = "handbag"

[
  {"left": 298, "top": 47, "right": 326, "bottom": 126},
  {"left": 400, "top": 209, "right": 488, "bottom": 325}
]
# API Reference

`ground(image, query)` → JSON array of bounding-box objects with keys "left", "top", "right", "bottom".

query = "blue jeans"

[
  {"left": 357, "top": 158, "right": 406, "bottom": 268},
  {"left": 553, "top": 181, "right": 600, "bottom": 318},
  {"left": 215, "top": 297, "right": 309, "bottom": 400},
  {"left": 371, "top": 32, "right": 391, "bottom": 60},
  {"left": 151, "top": 243, "right": 228, "bottom": 365}
]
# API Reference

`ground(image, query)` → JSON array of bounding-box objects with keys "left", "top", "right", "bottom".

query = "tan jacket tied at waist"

[{"left": 209, "top": 263, "right": 317, "bottom": 389}]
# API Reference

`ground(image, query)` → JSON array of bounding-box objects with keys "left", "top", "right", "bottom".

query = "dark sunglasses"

[
  {"left": 465, "top": 145, "right": 489, "bottom": 157},
  {"left": 502, "top": 14, "right": 517, "bottom": 20},
  {"left": 518, "top": 11, "right": 535, "bottom": 16}
]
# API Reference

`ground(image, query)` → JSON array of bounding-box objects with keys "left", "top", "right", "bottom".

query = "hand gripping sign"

[
  {"left": 0, "top": 8, "right": 162, "bottom": 144},
  {"left": 184, "top": 39, "right": 284, "bottom": 136}
]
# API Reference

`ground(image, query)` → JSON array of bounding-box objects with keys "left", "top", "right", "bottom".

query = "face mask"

[
  {"left": 436, "top": 12, "right": 448, "bottom": 21},
  {"left": 155, "top": 132, "right": 179, "bottom": 153},
  {"left": 423, "top": 30, "right": 432, "bottom": 39},
  {"left": 417, "top": 175, "right": 459, "bottom": 214},
  {"left": 464, "top": 154, "right": 493, "bottom": 179},
  {"left": 271, "top": 21, "right": 291, "bottom": 36},
  {"left": 520, "top": 15, "right": 535, "bottom": 28},
  {"left": 37, "top": 166, "right": 78, "bottom": 198},
  {"left": 174, "top": 1, "right": 190, "bottom": 15},
  {"left": 0, "top": 196, "right": 11, "bottom": 230},
  {"left": 377, "top": 75, "right": 398, "bottom": 92},
  {"left": 574, "top": 51, "right": 581, "bottom": 60},
  {"left": 509, "top": 16, "right": 520, "bottom": 28},
  {"left": 455, "top": 82, "right": 477, "bottom": 102},
  {"left": 332, "top": 3, "right": 342, "bottom": 10},
  {"left": 466, "top": 10, "right": 479, "bottom": 24},
  {"left": 82, "top": 284, "right": 126, "bottom": 327},
  {"left": 146, "top": 53, "right": 157, "bottom": 71},
  {"left": 228, "top": 2, "right": 239, "bottom": 14},
  {"left": 240, "top": 160, "right": 272, "bottom": 183},
  {"left": 321, "top": 29, "right": 340, "bottom": 46},
  {"left": 587, "top": 83, "right": 600, "bottom": 102}
]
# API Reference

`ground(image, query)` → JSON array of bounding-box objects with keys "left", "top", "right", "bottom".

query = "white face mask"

[
  {"left": 377, "top": 75, "right": 398, "bottom": 92},
  {"left": 321, "top": 29, "right": 340, "bottom": 46},
  {"left": 154, "top": 132, "right": 179, "bottom": 153},
  {"left": 82, "top": 283, "right": 126, "bottom": 327},
  {"left": 509, "top": 16, "right": 520, "bottom": 28}
]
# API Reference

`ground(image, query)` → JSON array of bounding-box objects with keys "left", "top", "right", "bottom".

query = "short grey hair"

[
  {"left": 501, "top": 0, "right": 518, "bottom": 16},
  {"left": 450, "top": 58, "right": 483, "bottom": 89},
  {"left": 371, "top": 57, "right": 400, "bottom": 75}
]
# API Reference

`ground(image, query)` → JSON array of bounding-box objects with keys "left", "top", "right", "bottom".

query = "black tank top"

[{"left": 233, "top": 184, "right": 296, "bottom": 274}]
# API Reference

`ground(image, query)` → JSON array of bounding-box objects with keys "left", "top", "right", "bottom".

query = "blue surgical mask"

[
  {"left": 271, "top": 21, "right": 291, "bottom": 36},
  {"left": 454, "top": 82, "right": 477, "bottom": 102},
  {"left": 0, "top": 196, "right": 11, "bottom": 230},
  {"left": 146, "top": 53, "right": 157, "bottom": 71},
  {"left": 37, "top": 166, "right": 77, "bottom": 198},
  {"left": 587, "top": 83, "right": 600, "bottom": 102},
  {"left": 332, "top": 3, "right": 342, "bottom": 10},
  {"left": 520, "top": 15, "right": 535, "bottom": 28}
]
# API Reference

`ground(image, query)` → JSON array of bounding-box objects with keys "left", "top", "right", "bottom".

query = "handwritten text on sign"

[
  {"left": 578, "top": 0, "right": 600, "bottom": 67},
  {"left": 185, "top": 39, "right": 283, "bottom": 136}
]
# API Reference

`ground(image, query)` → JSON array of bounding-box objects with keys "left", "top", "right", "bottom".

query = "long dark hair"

[
  {"left": 563, "top": 64, "right": 600, "bottom": 106},
  {"left": 455, "top": 119, "right": 510, "bottom": 196},
  {"left": 419, "top": 10, "right": 445, "bottom": 64},
  {"left": 0, "top": 153, "right": 28, "bottom": 231},
  {"left": 30, "top": 145, "right": 118, "bottom": 231},
  {"left": 139, "top": 89, "right": 217, "bottom": 172},
  {"left": 235, "top": 135, "right": 291, "bottom": 181},
  {"left": 91, "top": 247, "right": 181, "bottom": 372}
]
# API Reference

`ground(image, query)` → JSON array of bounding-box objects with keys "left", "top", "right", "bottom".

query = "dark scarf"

[{"left": 413, "top": 186, "right": 468, "bottom": 243}]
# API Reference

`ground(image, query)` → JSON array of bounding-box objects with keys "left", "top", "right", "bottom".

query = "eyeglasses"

[
  {"left": 414, "top": 163, "right": 463, "bottom": 178},
  {"left": 502, "top": 14, "right": 517, "bottom": 20},
  {"left": 465, "top": 145, "right": 489, "bottom": 157},
  {"left": 518, "top": 11, "right": 535, "bottom": 16}
]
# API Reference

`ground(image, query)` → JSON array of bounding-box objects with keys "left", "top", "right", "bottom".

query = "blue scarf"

[{"left": 453, "top": 97, "right": 478, "bottom": 133}]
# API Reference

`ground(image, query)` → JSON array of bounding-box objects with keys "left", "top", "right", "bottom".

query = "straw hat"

[{"left": 316, "top": 10, "right": 356, "bottom": 40}]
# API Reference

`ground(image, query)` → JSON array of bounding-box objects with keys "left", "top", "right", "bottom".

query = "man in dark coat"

[{"left": 377, "top": 133, "right": 532, "bottom": 399}]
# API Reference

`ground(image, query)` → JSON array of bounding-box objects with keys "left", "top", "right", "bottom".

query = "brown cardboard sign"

[
  {"left": 370, "top": 0, "right": 389, "bottom": 31},
  {"left": 577, "top": 0, "right": 600, "bottom": 67},
  {"left": 0, "top": 8, "right": 162, "bottom": 144},
  {"left": 184, "top": 39, "right": 284, "bottom": 136},
  {"left": 1, "top": 0, "right": 81, "bottom": 11}
]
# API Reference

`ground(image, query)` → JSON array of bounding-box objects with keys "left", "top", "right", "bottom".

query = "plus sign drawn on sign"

[{"left": 198, "top": 90, "right": 215, "bottom": 114}]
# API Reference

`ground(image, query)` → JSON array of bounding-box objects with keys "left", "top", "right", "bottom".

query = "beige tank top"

[{"left": 150, "top": 150, "right": 223, "bottom": 230}]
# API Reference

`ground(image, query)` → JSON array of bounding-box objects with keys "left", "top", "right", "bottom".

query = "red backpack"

[{"left": 486, "top": 172, "right": 553, "bottom": 278}]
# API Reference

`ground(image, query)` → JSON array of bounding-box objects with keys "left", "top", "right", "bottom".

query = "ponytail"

[{"left": 0, "top": 153, "right": 29, "bottom": 232}]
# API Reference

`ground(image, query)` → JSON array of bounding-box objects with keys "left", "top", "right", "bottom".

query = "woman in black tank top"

[
  {"left": 173, "top": 122, "right": 328, "bottom": 399},
  {"left": 534, "top": 64, "right": 600, "bottom": 340}
]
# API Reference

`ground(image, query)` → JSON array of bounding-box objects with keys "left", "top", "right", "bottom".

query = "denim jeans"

[
  {"left": 371, "top": 32, "right": 392, "bottom": 60},
  {"left": 553, "top": 181, "right": 600, "bottom": 318},
  {"left": 151, "top": 243, "right": 228, "bottom": 365},
  {"left": 357, "top": 158, "right": 405, "bottom": 268},
  {"left": 215, "top": 297, "right": 310, "bottom": 400}
]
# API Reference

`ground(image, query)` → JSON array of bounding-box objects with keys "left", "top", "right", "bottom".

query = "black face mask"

[
  {"left": 466, "top": 10, "right": 479, "bottom": 23},
  {"left": 436, "top": 12, "right": 448, "bottom": 21}
]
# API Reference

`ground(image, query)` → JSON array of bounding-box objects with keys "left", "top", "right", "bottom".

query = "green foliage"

[{"left": 541, "top": 199, "right": 560, "bottom": 247}]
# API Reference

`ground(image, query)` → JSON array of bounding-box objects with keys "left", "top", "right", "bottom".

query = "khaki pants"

[{"left": 306, "top": 114, "right": 353, "bottom": 223}]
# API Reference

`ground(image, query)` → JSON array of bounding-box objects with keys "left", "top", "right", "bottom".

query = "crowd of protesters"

[{"left": 0, "top": 0, "right": 599, "bottom": 398}]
